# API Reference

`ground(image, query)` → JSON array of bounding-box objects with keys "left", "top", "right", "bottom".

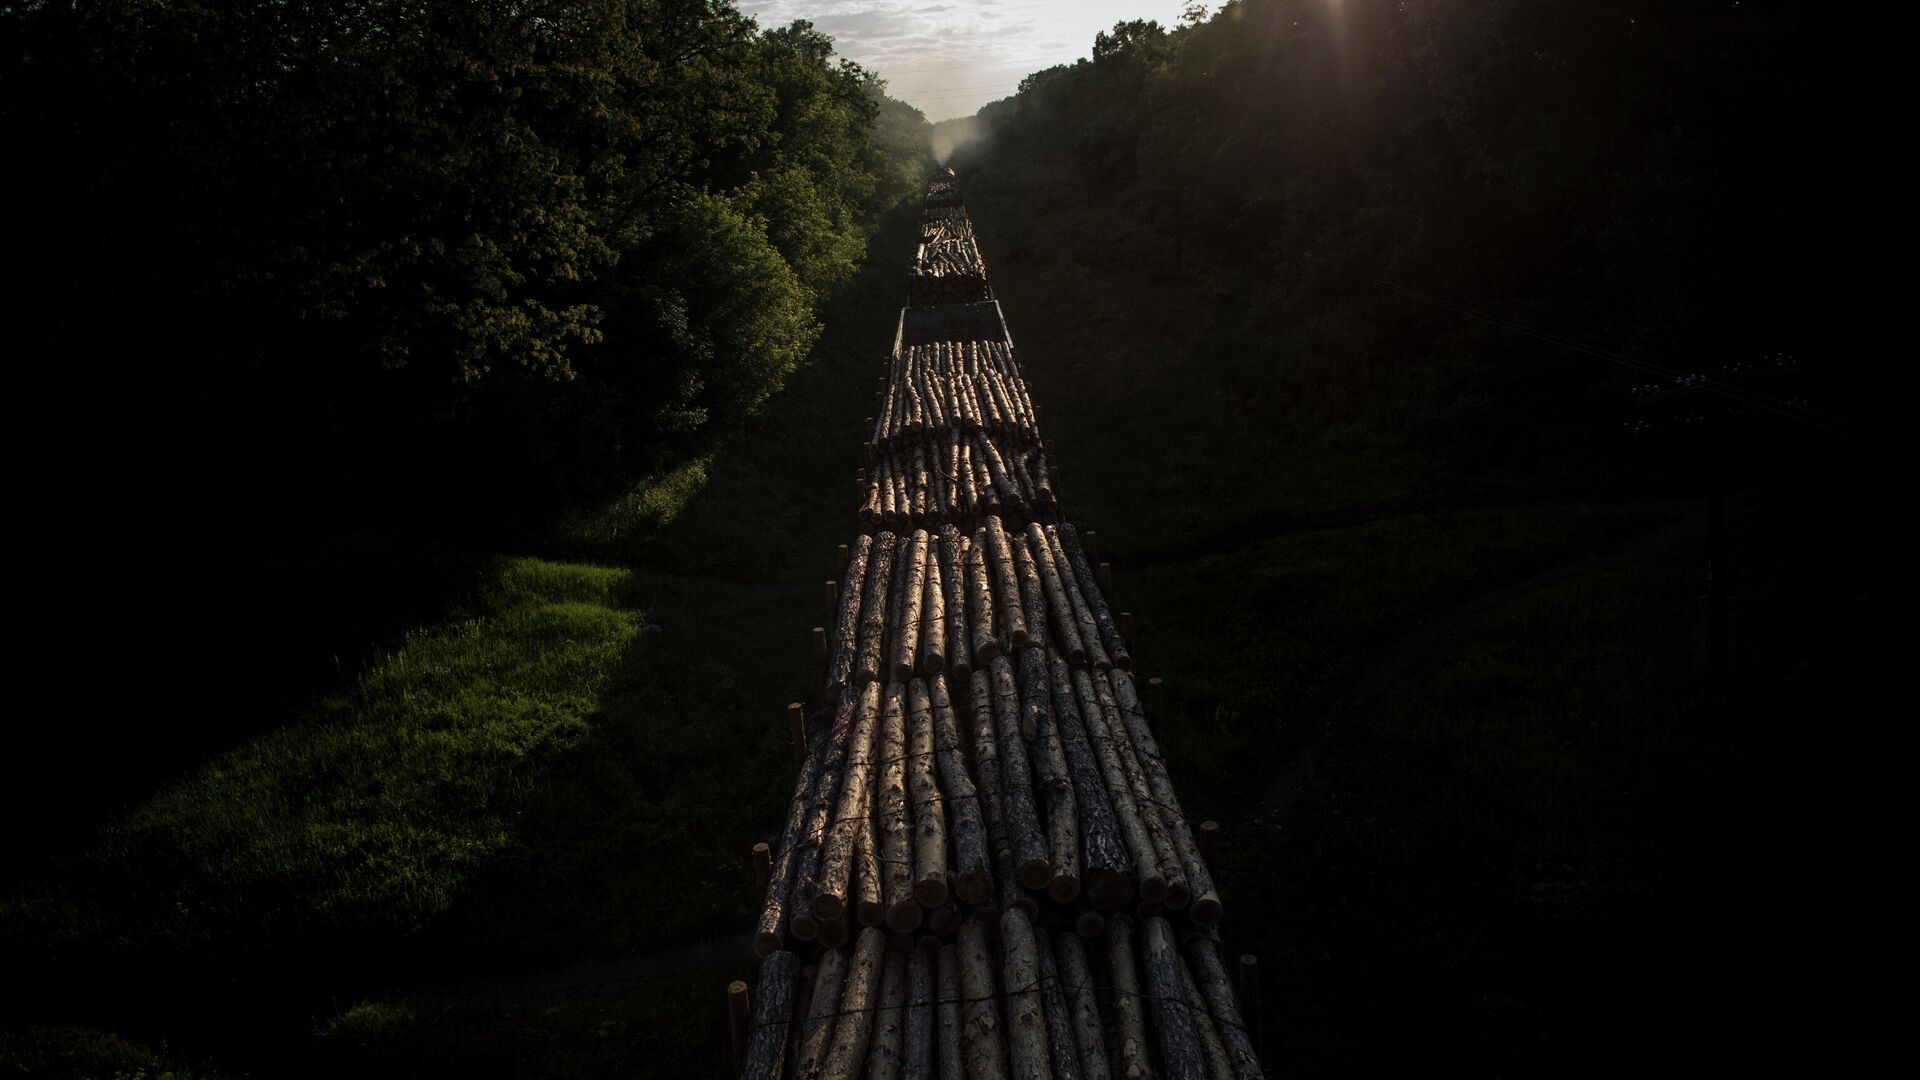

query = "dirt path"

[{"left": 1242, "top": 510, "right": 1704, "bottom": 829}]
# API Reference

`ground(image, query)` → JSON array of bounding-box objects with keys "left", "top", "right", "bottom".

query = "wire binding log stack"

[{"left": 735, "top": 175, "right": 1264, "bottom": 1080}]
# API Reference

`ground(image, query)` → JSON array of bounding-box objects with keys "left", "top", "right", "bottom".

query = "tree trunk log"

[
  {"left": 1033, "top": 927, "right": 1082, "bottom": 1080},
  {"left": 1176, "top": 946, "right": 1236, "bottom": 1080},
  {"left": 856, "top": 814, "right": 885, "bottom": 929},
  {"left": 1025, "top": 524, "right": 1086, "bottom": 667},
  {"left": 985, "top": 516, "right": 1028, "bottom": 647},
  {"left": 937, "top": 944, "right": 965, "bottom": 1080},
  {"left": 1092, "top": 672, "right": 1188, "bottom": 909},
  {"left": 1057, "top": 524, "right": 1129, "bottom": 670},
  {"left": 1140, "top": 917, "right": 1207, "bottom": 1080},
  {"left": 1041, "top": 526, "right": 1109, "bottom": 672},
  {"left": 1025, "top": 647, "right": 1080, "bottom": 904},
  {"left": 858, "top": 531, "right": 900, "bottom": 685},
  {"left": 1184, "top": 935, "right": 1263, "bottom": 1080},
  {"left": 1105, "top": 915, "right": 1154, "bottom": 1080},
  {"left": 1052, "top": 933, "right": 1113, "bottom": 1080},
  {"left": 742, "top": 949, "right": 801, "bottom": 1080},
  {"left": 929, "top": 674, "right": 991, "bottom": 904},
  {"left": 906, "top": 938, "right": 938, "bottom": 1080},
  {"left": 966, "top": 528, "right": 1001, "bottom": 666},
  {"left": 830, "top": 534, "right": 873, "bottom": 693},
  {"left": 1111, "top": 669, "right": 1219, "bottom": 925},
  {"left": 868, "top": 937, "right": 911, "bottom": 1080},
  {"left": 794, "top": 944, "right": 848, "bottom": 1080},
  {"left": 992, "top": 653, "right": 1052, "bottom": 890},
  {"left": 1001, "top": 908, "right": 1055, "bottom": 1080},
  {"left": 879, "top": 682, "right": 921, "bottom": 933},
  {"left": 892, "top": 530, "right": 928, "bottom": 681},
  {"left": 907, "top": 678, "right": 951, "bottom": 909},
  {"left": 957, "top": 919, "right": 1012, "bottom": 1080},
  {"left": 1013, "top": 534, "right": 1048, "bottom": 657},
  {"left": 816, "top": 682, "right": 882, "bottom": 923},
  {"left": 822, "top": 927, "right": 888, "bottom": 1080},
  {"left": 755, "top": 718, "right": 824, "bottom": 956},
  {"left": 1047, "top": 653, "right": 1133, "bottom": 910},
  {"left": 1072, "top": 669, "right": 1165, "bottom": 903},
  {"left": 939, "top": 526, "right": 971, "bottom": 680},
  {"left": 921, "top": 537, "right": 947, "bottom": 675}
]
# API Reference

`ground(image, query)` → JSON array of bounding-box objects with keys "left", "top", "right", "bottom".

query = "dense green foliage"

[
  {"left": 5, "top": 0, "right": 927, "bottom": 524},
  {"left": 950, "top": 0, "right": 1884, "bottom": 480}
]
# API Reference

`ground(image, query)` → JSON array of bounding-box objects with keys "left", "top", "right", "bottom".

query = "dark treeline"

[
  {"left": 2, "top": 0, "right": 928, "bottom": 851},
  {"left": 6, "top": 0, "right": 928, "bottom": 531},
  {"left": 945, "top": 0, "right": 1893, "bottom": 486}
]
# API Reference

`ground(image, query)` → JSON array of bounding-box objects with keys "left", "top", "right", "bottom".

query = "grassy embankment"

[{"left": 2, "top": 195, "right": 923, "bottom": 1080}]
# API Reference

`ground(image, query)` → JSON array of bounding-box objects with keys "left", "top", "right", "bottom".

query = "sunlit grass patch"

[{"left": 10, "top": 557, "right": 642, "bottom": 955}]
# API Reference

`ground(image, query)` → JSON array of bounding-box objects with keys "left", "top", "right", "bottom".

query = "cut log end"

[
  {"left": 913, "top": 876, "right": 950, "bottom": 910},
  {"left": 1047, "top": 871, "right": 1082, "bottom": 905},
  {"left": 1017, "top": 859, "right": 1053, "bottom": 892},
  {"left": 887, "top": 900, "right": 925, "bottom": 935},
  {"left": 1191, "top": 895, "right": 1224, "bottom": 928}
]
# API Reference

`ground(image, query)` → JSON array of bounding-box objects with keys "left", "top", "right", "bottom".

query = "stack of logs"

[
  {"left": 863, "top": 337, "right": 1053, "bottom": 525},
  {"left": 925, "top": 175, "right": 963, "bottom": 208},
  {"left": 742, "top": 917, "right": 1261, "bottom": 1080},
  {"left": 738, "top": 175, "right": 1262, "bottom": 1079},
  {"left": 909, "top": 207, "right": 991, "bottom": 307}
]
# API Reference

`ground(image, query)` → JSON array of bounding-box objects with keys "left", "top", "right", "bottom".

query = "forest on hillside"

[
  {"left": 5, "top": 0, "right": 930, "bottom": 528},
  {"left": 939, "top": 0, "right": 1890, "bottom": 487}
]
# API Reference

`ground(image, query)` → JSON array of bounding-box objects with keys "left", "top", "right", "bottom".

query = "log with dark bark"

[
  {"left": 991, "top": 653, "right": 1051, "bottom": 890},
  {"left": 939, "top": 526, "right": 971, "bottom": 679},
  {"left": 1000, "top": 908, "right": 1055, "bottom": 1080},
  {"left": 1110, "top": 669, "right": 1220, "bottom": 925},
  {"left": 755, "top": 718, "right": 827, "bottom": 956},
  {"left": 789, "top": 961, "right": 815, "bottom": 1073},
  {"left": 815, "top": 682, "right": 882, "bottom": 923},
  {"left": 1046, "top": 652, "right": 1133, "bottom": 909},
  {"left": 1057, "top": 524, "right": 1129, "bottom": 670},
  {"left": 906, "top": 938, "right": 938, "bottom": 1080},
  {"left": 1024, "top": 647, "right": 1080, "bottom": 904},
  {"left": 1033, "top": 927, "right": 1083, "bottom": 1080},
  {"left": 1185, "top": 935, "right": 1263, "bottom": 1080},
  {"left": 1140, "top": 917, "right": 1207, "bottom": 1080},
  {"left": 878, "top": 682, "right": 920, "bottom": 933},
  {"left": 928, "top": 674, "right": 992, "bottom": 904},
  {"left": 857, "top": 532, "right": 900, "bottom": 685},
  {"left": 906, "top": 678, "right": 951, "bottom": 909},
  {"left": 1105, "top": 915, "right": 1154, "bottom": 1080},
  {"left": 957, "top": 919, "right": 1012, "bottom": 1080},
  {"left": 937, "top": 944, "right": 965, "bottom": 1080},
  {"left": 1176, "top": 947, "right": 1236, "bottom": 1080},
  {"left": 1072, "top": 668, "right": 1165, "bottom": 903},
  {"left": 742, "top": 950, "right": 800, "bottom": 1080},
  {"left": 1092, "top": 671, "right": 1188, "bottom": 909},
  {"left": 1074, "top": 902, "right": 1106, "bottom": 941},
  {"left": 829, "top": 534, "right": 873, "bottom": 692},
  {"left": 869, "top": 937, "right": 910, "bottom": 1080},
  {"left": 822, "top": 927, "right": 888, "bottom": 1080},
  {"left": 1052, "top": 933, "right": 1113, "bottom": 1080},
  {"left": 929, "top": 900, "right": 962, "bottom": 938}
]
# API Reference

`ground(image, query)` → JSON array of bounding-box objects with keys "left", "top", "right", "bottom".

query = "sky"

[{"left": 736, "top": 1, "right": 1194, "bottom": 121}]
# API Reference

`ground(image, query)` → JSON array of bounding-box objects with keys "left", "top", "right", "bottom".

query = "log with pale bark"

[
  {"left": 892, "top": 530, "right": 928, "bottom": 681},
  {"left": 937, "top": 944, "right": 965, "bottom": 1080},
  {"left": 821, "top": 927, "right": 888, "bottom": 1080},
  {"left": 928, "top": 673, "right": 992, "bottom": 904},
  {"left": 957, "top": 919, "right": 1012, "bottom": 1080},
  {"left": 938, "top": 527, "right": 971, "bottom": 680},
  {"left": 857, "top": 531, "right": 900, "bottom": 685},
  {"left": 829, "top": 534, "right": 872, "bottom": 692},
  {"left": 991, "top": 653, "right": 1051, "bottom": 890},
  {"left": 1091, "top": 671, "right": 1188, "bottom": 909},
  {"left": 815, "top": 682, "right": 882, "bottom": 923},
  {"left": 877, "top": 682, "right": 920, "bottom": 933},
  {"left": 984, "top": 516, "right": 1028, "bottom": 648},
  {"left": 1072, "top": 668, "right": 1166, "bottom": 903},
  {"left": 966, "top": 529, "right": 1001, "bottom": 666},
  {"left": 1025, "top": 647, "right": 1081, "bottom": 904},
  {"left": 1176, "top": 945, "right": 1237, "bottom": 1080},
  {"left": 1057, "top": 523, "right": 1130, "bottom": 670},
  {"left": 1000, "top": 908, "right": 1055, "bottom": 1080},
  {"left": 921, "top": 537, "right": 947, "bottom": 675},
  {"left": 906, "top": 678, "right": 951, "bottom": 908},
  {"left": 1111, "top": 668, "right": 1220, "bottom": 926},
  {"left": 868, "top": 938, "right": 910, "bottom": 1080},
  {"left": 793, "top": 945, "right": 848, "bottom": 1080},
  {"left": 755, "top": 718, "right": 827, "bottom": 956}
]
